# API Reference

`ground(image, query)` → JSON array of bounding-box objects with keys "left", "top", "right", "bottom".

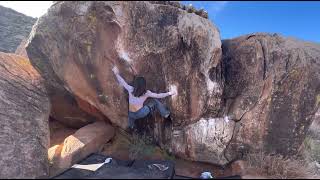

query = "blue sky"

[{"left": 181, "top": 1, "right": 320, "bottom": 43}]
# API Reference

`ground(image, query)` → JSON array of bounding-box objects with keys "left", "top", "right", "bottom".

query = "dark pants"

[{"left": 128, "top": 99, "right": 170, "bottom": 129}]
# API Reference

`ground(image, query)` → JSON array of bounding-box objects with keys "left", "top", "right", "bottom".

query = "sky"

[
  {"left": 0, "top": 1, "right": 319, "bottom": 43},
  {"left": 181, "top": 1, "right": 320, "bottom": 43},
  {"left": 0, "top": 1, "right": 53, "bottom": 18}
]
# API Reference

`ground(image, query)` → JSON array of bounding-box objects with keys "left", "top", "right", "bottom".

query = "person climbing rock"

[{"left": 112, "top": 65, "right": 176, "bottom": 131}]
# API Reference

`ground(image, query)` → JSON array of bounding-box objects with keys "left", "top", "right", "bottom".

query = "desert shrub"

[
  {"left": 303, "top": 136, "right": 320, "bottom": 162},
  {"left": 128, "top": 132, "right": 156, "bottom": 160},
  {"left": 195, "top": 9, "right": 208, "bottom": 19},
  {"left": 245, "top": 151, "right": 317, "bottom": 179},
  {"left": 187, "top": 5, "right": 196, "bottom": 13}
]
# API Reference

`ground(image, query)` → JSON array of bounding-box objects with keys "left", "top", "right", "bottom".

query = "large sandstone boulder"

[
  {"left": 222, "top": 33, "right": 320, "bottom": 160},
  {"left": 171, "top": 34, "right": 320, "bottom": 165},
  {"left": 26, "top": 1, "right": 223, "bottom": 130},
  {"left": 0, "top": 5, "right": 36, "bottom": 53},
  {"left": 0, "top": 52, "right": 50, "bottom": 178}
]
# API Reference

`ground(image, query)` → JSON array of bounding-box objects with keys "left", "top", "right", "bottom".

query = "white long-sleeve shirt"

[{"left": 114, "top": 73, "right": 171, "bottom": 107}]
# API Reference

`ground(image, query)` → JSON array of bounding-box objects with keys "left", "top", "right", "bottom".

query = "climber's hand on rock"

[
  {"left": 168, "top": 84, "right": 177, "bottom": 97},
  {"left": 112, "top": 66, "right": 119, "bottom": 74},
  {"left": 169, "top": 89, "right": 177, "bottom": 96}
]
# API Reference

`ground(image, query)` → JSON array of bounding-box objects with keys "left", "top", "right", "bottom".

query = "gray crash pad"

[{"left": 52, "top": 153, "right": 175, "bottom": 179}]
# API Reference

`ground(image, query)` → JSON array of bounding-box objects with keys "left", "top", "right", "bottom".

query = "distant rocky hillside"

[{"left": 0, "top": 5, "right": 36, "bottom": 53}]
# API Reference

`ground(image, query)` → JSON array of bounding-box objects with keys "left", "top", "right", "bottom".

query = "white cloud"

[
  {"left": 202, "top": 1, "right": 228, "bottom": 18},
  {"left": 0, "top": 1, "right": 53, "bottom": 18}
]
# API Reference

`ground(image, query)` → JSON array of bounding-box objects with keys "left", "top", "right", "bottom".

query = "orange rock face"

[{"left": 0, "top": 52, "right": 50, "bottom": 178}]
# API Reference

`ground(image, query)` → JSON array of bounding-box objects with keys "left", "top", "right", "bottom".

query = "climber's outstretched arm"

[
  {"left": 112, "top": 66, "right": 133, "bottom": 92},
  {"left": 146, "top": 89, "right": 176, "bottom": 99}
]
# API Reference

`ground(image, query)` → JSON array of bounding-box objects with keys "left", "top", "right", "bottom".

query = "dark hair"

[{"left": 132, "top": 76, "right": 147, "bottom": 97}]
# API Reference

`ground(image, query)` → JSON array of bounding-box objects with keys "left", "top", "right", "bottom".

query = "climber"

[{"left": 112, "top": 65, "right": 176, "bottom": 131}]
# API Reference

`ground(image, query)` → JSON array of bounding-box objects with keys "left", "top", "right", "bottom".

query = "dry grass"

[
  {"left": 127, "top": 132, "right": 176, "bottom": 161},
  {"left": 303, "top": 136, "right": 320, "bottom": 163},
  {"left": 102, "top": 129, "right": 176, "bottom": 161},
  {"left": 128, "top": 133, "right": 156, "bottom": 160},
  {"left": 244, "top": 110, "right": 320, "bottom": 179},
  {"left": 245, "top": 151, "right": 318, "bottom": 179}
]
